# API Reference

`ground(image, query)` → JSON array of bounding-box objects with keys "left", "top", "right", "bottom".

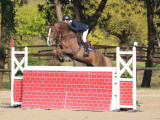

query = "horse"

[{"left": 47, "top": 21, "right": 113, "bottom": 67}]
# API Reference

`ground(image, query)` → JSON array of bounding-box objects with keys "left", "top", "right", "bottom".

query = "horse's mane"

[
  {"left": 56, "top": 21, "right": 70, "bottom": 31},
  {"left": 55, "top": 21, "right": 76, "bottom": 35}
]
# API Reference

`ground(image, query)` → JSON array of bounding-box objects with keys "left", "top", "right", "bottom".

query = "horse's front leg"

[{"left": 53, "top": 47, "right": 65, "bottom": 62}]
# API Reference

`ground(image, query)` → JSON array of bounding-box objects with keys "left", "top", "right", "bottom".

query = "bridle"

[
  {"left": 47, "top": 26, "right": 58, "bottom": 39},
  {"left": 47, "top": 26, "right": 58, "bottom": 46}
]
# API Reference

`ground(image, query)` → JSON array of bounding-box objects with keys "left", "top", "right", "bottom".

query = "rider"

[{"left": 62, "top": 15, "right": 91, "bottom": 56}]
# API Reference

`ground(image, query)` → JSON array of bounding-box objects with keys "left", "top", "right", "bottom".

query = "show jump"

[{"left": 11, "top": 43, "right": 137, "bottom": 111}]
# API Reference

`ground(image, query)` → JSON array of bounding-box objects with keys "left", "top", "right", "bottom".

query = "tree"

[
  {"left": 15, "top": 1, "right": 47, "bottom": 46},
  {"left": 0, "top": 0, "right": 15, "bottom": 89},
  {"left": 101, "top": 0, "right": 148, "bottom": 46},
  {"left": 155, "top": 1, "right": 160, "bottom": 46},
  {"left": 54, "top": 0, "right": 62, "bottom": 21},
  {"left": 72, "top": 0, "right": 82, "bottom": 21},
  {"left": 14, "top": 0, "right": 28, "bottom": 6},
  {"left": 141, "top": 0, "right": 159, "bottom": 87},
  {"left": 88, "top": 0, "right": 108, "bottom": 33}
]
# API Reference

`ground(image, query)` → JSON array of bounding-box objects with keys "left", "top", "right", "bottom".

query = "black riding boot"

[
  {"left": 77, "top": 33, "right": 84, "bottom": 49},
  {"left": 84, "top": 42, "right": 89, "bottom": 56}
]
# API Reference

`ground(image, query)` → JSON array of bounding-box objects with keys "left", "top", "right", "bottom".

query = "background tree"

[
  {"left": 101, "top": 0, "right": 148, "bottom": 46},
  {"left": 0, "top": 0, "right": 15, "bottom": 89},
  {"left": 72, "top": 0, "right": 82, "bottom": 21},
  {"left": 14, "top": 1, "right": 47, "bottom": 46},
  {"left": 54, "top": 0, "right": 62, "bottom": 21},
  {"left": 88, "top": 0, "right": 108, "bottom": 32},
  {"left": 14, "top": 0, "right": 28, "bottom": 6},
  {"left": 155, "top": 1, "right": 160, "bottom": 46},
  {"left": 141, "top": 0, "right": 160, "bottom": 87}
]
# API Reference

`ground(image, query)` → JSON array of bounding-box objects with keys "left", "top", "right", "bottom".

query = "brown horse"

[{"left": 47, "top": 22, "right": 113, "bottom": 67}]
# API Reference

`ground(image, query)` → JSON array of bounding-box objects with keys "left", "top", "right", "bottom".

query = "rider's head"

[{"left": 62, "top": 15, "right": 70, "bottom": 24}]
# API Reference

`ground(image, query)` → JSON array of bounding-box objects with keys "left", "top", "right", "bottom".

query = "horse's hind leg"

[
  {"left": 104, "top": 57, "right": 113, "bottom": 67},
  {"left": 95, "top": 56, "right": 113, "bottom": 67},
  {"left": 92, "top": 52, "right": 113, "bottom": 67},
  {"left": 92, "top": 52, "right": 106, "bottom": 67}
]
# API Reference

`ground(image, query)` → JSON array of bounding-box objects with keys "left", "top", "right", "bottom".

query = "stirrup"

[{"left": 84, "top": 50, "right": 89, "bottom": 56}]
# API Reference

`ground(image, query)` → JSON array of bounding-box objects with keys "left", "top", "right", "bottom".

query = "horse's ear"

[
  {"left": 51, "top": 22, "right": 55, "bottom": 26},
  {"left": 48, "top": 22, "right": 51, "bottom": 26},
  {"left": 48, "top": 22, "right": 54, "bottom": 26}
]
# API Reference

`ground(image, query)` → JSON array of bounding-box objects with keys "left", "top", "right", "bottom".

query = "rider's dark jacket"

[{"left": 68, "top": 19, "right": 89, "bottom": 33}]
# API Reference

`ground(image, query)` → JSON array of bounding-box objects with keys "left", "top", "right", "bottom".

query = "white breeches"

[{"left": 82, "top": 29, "right": 89, "bottom": 42}]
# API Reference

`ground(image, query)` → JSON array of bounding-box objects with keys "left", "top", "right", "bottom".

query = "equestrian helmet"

[{"left": 62, "top": 15, "right": 70, "bottom": 21}]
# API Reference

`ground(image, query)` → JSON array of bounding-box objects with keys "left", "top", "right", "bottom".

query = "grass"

[
  {"left": 136, "top": 62, "right": 160, "bottom": 89},
  {"left": 59, "top": 61, "right": 74, "bottom": 66},
  {"left": 136, "top": 70, "right": 160, "bottom": 89},
  {"left": 1, "top": 73, "right": 11, "bottom": 90}
]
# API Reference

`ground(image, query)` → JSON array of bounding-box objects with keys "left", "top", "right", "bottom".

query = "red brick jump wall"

[
  {"left": 120, "top": 81, "right": 133, "bottom": 106},
  {"left": 13, "top": 78, "right": 23, "bottom": 103},
  {"left": 21, "top": 70, "right": 113, "bottom": 111}
]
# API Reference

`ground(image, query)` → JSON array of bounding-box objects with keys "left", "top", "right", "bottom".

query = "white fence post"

[
  {"left": 11, "top": 47, "right": 28, "bottom": 106},
  {"left": 116, "top": 47, "right": 120, "bottom": 110},
  {"left": 132, "top": 46, "right": 137, "bottom": 110},
  {"left": 116, "top": 43, "right": 137, "bottom": 110},
  {"left": 11, "top": 47, "right": 15, "bottom": 106}
]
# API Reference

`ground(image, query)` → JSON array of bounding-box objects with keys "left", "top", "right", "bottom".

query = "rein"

[
  {"left": 61, "top": 34, "right": 78, "bottom": 39},
  {"left": 47, "top": 26, "right": 58, "bottom": 39}
]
